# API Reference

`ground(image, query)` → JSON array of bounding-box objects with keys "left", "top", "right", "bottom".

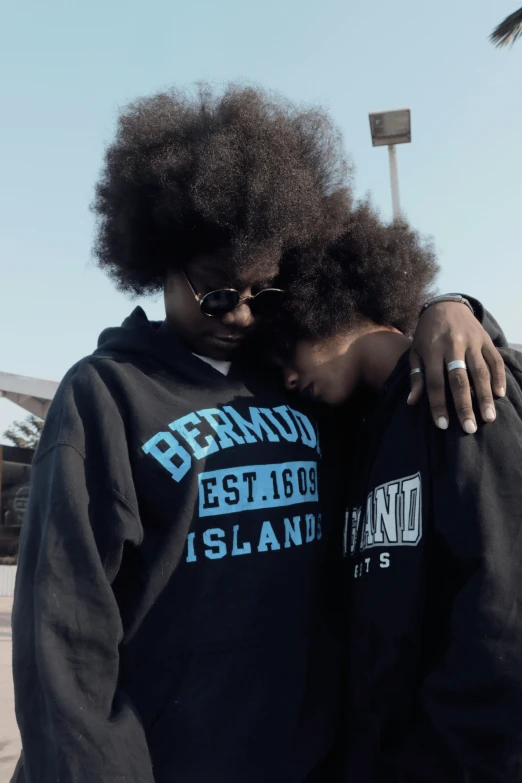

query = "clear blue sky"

[{"left": 1, "top": 0, "right": 521, "bottom": 438}]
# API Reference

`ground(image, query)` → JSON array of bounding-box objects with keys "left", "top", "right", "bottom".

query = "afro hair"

[
  {"left": 267, "top": 199, "right": 440, "bottom": 352},
  {"left": 91, "top": 83, "right": 352, "bottom": 295}
]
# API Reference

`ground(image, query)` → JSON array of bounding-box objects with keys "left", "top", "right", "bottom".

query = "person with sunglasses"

[
  {"left": 11, "top": 84, "right": 505, "bottom": 783},
  {"left": 269, "top": 200, "right": 521, "bottom": 782}
]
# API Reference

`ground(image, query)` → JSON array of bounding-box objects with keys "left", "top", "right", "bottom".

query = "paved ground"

[{"left": 0, "top": 598, "right": 20, "bottom": 783}]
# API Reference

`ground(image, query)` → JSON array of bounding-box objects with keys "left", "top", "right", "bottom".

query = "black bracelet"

[{"left": 420, "top": 294, "right": 475, "bottom": 319}]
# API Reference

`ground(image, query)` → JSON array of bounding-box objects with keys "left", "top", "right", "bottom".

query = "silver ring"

[
  {"left": 447, "top": 360, "right": 467, "bottom": 372},
  {"left": 410, "top": 368, "right": 424, "bottom": 377}
]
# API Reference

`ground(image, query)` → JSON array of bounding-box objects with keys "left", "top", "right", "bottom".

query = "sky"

[{"left": 0, "top": 0, "right": 521, "bottom": 438}]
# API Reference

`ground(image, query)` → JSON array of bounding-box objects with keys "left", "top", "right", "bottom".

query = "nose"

[
  {"left": 283, "top": 369, "right": 299, "bottom": 391},
  {"left": 221, "top": 301, "right": 255, "bottom": 329}
]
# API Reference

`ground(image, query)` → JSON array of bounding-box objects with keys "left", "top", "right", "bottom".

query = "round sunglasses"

[{"left": 183, "top": 268, "right": 285, "bottom": 318}]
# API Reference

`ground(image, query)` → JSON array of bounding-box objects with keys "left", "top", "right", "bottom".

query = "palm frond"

[
  {"left": 490, "top": 6, "right": 522, "bottom": 47},
  {"left": 3, "top": 414, "right": 43, "bottom": 449}
]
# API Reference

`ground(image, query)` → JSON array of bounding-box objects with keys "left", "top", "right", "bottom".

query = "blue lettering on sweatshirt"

[
  {"left": 142, "top": 404, "right": 323, "bottom": 564},
  {"left": 198, "top": 461, "right": 318, "bottom": 517},
  {"left": 185, "top": 513, "right": 323, "bottom": 563},
  {"left": 142, "top": 404, "right": 320, "bottom": 483}
]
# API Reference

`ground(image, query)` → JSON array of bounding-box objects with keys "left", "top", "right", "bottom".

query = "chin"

[{"left": 323, "top": 389, "right": 352, "bottom": 406}]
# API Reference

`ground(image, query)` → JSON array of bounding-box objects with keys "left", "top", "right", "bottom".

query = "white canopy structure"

[{"left": 0, "top": 372, "right": 59, "bottom": 420}]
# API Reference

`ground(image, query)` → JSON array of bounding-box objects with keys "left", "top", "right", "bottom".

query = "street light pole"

[
  {"left": 369, "top": 109, "right": 411, "bottom": 221},
  {"left": 387, "top": 144, "right": 401, "bottom": 220}
]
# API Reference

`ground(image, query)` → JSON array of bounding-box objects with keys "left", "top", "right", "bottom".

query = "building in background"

[
  {"left": 0, "top": 372, "right": 57, "bottom": 556},
  {"left": 0, "top": 445, "right": 33, "bottom": 556},
  {"left": 0, "top": 372, "right": 58, "bottom": 419}
]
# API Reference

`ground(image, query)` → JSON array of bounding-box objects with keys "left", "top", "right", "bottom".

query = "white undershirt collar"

[{"left": 193, "top": 353, "right": 231, "bottom": 376}]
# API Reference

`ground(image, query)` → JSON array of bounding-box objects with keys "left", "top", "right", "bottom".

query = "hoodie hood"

[{"left": 94, "top": 306, "right": 233, "bottom": 385}]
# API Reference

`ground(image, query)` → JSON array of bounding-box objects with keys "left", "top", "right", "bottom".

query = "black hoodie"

[
  {"left": 11, "top": 308, "right": 340, "bottom": 783},
  {"left": 343, "top": 325, "right": 522, "bottom": 781}
]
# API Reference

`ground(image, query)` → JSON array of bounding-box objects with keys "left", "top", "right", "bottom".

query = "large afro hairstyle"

[
  {"left": 265, "top": 199, "right": 440, "bottom": 354},
  {"left": 91, "top": 83, "right": 352, "bottom": 295}
]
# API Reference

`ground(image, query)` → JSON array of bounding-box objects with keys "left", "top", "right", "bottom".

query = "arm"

[
  {"left": 408, "top": 297, "right": 506, "bottom": 433},
  {"left": 12, "top": 376, "right": 155, "bottom": 783},
  {"left": 396, "top": 376, "right": 522, "bottom": 782}
]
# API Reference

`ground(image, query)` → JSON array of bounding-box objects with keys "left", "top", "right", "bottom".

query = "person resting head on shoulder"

[{"left": 266, "top": 198, "right": 522, "bottom": 783}]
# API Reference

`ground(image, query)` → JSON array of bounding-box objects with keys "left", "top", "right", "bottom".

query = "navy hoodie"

[
  {"left": 11, "top": 308, "right": 340, "bottom": 783},
  {"left": 343, "top": 328, "right": 522, "bottom": 781}
]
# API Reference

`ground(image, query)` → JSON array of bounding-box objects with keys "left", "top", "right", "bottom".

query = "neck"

[{"left": 353, "top": 328, "right": 412, "bottom": 391}]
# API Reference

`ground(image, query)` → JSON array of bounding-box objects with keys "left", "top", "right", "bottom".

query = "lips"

[
  {"left": 207, "top": 334, "right": 248, "bottom": 349},
  {"left": 212, "top": 335, "right": 245, "bottom": 343}
]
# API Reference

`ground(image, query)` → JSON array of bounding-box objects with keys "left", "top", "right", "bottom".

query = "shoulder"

[
  {"left": 47, "top": 355, "right": 118, "bottom": 414},
  {"left": 429, "top": 363, "right": 522, "bottom": 485},
  {"left": 460, "top": 351, "right": 522, "bottom": 442},
  {"left": 499, "top": 348, "right": 522, "bottom": 411},
  {"left": 52, "top": 346, "right": 146, "bottom": 403},
  {"left": 38, "top": 355, "right": 130, "bottom": 459}
]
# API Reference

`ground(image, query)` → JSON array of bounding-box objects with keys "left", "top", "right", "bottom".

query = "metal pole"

[{"left": 387, "top": 144, "right": 401, "bottom": 219}]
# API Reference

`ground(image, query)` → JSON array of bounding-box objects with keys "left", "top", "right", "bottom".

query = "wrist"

[{"left": 420, "top": 294, "right": 475, "bottom": 319}]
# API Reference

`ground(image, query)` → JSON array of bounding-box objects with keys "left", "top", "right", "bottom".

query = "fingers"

[
  {"left": 422, "top": 357, "right": 451, "bottom": 431},
  {"left": 409, "top": 347, "right": 455, "bottom": 431},
  {"left": 482, "top": 342, "right": 506, "bottom": 399},
  {"left": 466, "top": 350, "right": 497, "bottom": 424},
  {"left": 447, "top": 342, "right": 506, "bottom": 431},
  {"left": 408, "top": 341, "right": 505, "bottom": 434},
  {"left": 407, "top": 349, "right": 425, "bottom": 406},
  {"left": 422, "top": 353, "right": 479, "bottom": 434},
  {"left": 445, "top": 359, "right": 477, "bottom": 434}
]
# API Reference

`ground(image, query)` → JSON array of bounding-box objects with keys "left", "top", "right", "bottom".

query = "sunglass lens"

[
  {"left": 200, "top": 290, "right": 240, "bottom": 316},
  {"left": 250, "top": 289, "right": 285, "bottom": 316}
]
